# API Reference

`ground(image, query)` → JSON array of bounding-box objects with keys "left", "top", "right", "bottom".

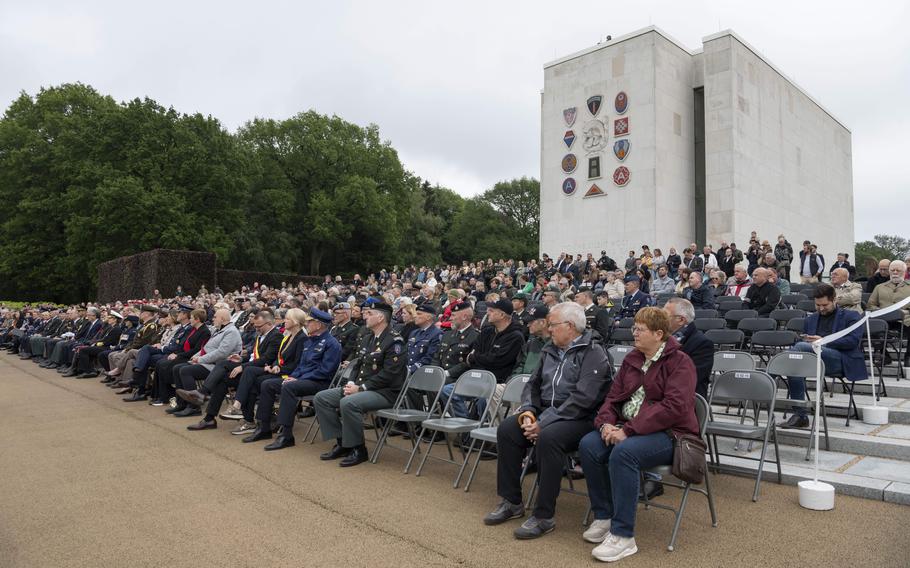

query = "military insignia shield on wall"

[
  {"left": 613, "top": 139, "right": 630, "bottom": 161},
  {"left": 586, "top": 95, "right": 603, "bottom": 116},
  {"left": 563, "top": 107, "right": 577, "bottom": 127},
  {"left": 561, "top": 154, "right": 577, "bottom": 174}
]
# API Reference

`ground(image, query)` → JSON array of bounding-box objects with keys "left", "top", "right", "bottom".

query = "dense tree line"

[{"left": 0, "top": 83, "right": 539, "bottom": 303}]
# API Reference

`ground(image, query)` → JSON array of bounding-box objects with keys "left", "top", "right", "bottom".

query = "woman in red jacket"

[{"left": 578, "top": 307, "right": 698, "bottom": 563}]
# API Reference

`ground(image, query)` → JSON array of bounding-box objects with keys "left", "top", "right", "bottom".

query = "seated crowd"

[{"left": 1, "top": 231, "right": 908, "bottom": 563}]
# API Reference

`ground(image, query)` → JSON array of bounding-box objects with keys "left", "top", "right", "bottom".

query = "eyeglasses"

[
  {"left": 547, "top": 320, "right": 571, "bottom": 329},
  {"left": 631, "top": 326, "right": 652, "bottom": 334}
]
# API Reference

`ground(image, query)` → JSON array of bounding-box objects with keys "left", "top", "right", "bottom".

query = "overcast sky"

[{"left": 1, "top": 1, "right": 907, "bottom": 241}]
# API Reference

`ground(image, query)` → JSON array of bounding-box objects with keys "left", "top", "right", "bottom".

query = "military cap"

[
  {"left": 623, "top": 275, "right": 640, "bottom": 284},
  {"left": 512, "top": 293, "right": 528, "bottom": 304},
  {"left": 177, "top": 303, "right": 194, "bottom": 312},
  {"left": 416, "top": 304, "right": 436, "bottom": 315},
  {"left": 109, "top": 310, "right": 124, "bottom": 320},
  {"left": 333, "top": 302, "right": 352, "bottom": 311},
  {"left": 140, "top": 304, "right": 159, "bottom": 314},
  {"left": 488, "top": 298, "right": 513, "bottom": 315},
  {"left": 450, "top": 301, "right": 472, "bottom": 313},
  {"left": 577, "top": 286, "right": 593, "bottom": 295},
  {"left": 158, "top": 307, "right": 171, "bottom": 317},
  {"left": 527, "top": 305, "right": 549, "bottom": 320},
  {"left": 308, "top": 307, "right": 333, "bottom": 325},
  {"left": 366, "top": 301, "right": 393, "bottom": 315},
  {"left": 125, "top": 315, "right": 140, "bottom": 325}
]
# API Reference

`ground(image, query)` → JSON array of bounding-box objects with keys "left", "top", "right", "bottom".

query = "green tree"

[
  {"left": 855, "top": 234, "right": 910, "bottom": 277},
  {"left": 485, "top": 177, "right": 540, "bottom": 253}
]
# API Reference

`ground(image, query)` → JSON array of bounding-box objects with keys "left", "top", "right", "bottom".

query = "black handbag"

[{"left": 671, "top": 432, "right": 707, "bottom": 484}]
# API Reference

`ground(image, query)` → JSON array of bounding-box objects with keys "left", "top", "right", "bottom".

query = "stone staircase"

[{"left": 708, "top": 367, "right": 910, "bottom": 504}]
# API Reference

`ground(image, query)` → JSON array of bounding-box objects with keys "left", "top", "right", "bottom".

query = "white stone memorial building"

[{"left": 539, "top": 26, "right": 854, "bottom": 265}]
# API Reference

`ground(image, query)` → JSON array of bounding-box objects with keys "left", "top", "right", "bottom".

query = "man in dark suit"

[
  {"left": 829, "top": 253, "right": 856, "bottom": 280},
  {"left": 665, "top": 298, "right": 714, "bottom": 398},
  {"left": 780, "top": 283, "right": 867, "bottom": 428}
]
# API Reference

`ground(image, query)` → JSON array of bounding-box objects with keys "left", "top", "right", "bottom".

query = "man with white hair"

[
  {"left": 483, "top": 302, "right": 612, "bottom": 540},
  {"left": 725, "top": 265, "right": 752, "bottom": 299},
  {"left": 664, "top": 298, "right": 714, "bottom": 398},
  {"left": 868, "top": 260, "right": 910, "bottom": 368},
  {"left": 831, "top": 267, "right": 863, "bottom": 314}
]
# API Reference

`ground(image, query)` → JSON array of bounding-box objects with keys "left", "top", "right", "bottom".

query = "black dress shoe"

[
  {"left": 165, "top": 405, "right": 185, "bottom": 414},
  {"left": 100, "top": 376, "right": 116, "bottom": 384},
  {"left": 780, "top": 414, "right": 809, "bottom": 429},
  {"left": 61, "top": 369, "right": 79, "bottom": 377},
  {"left": 642, "top": 480, "right": 664, "bottom": 500},
  {"left": 320, "top": 442, "right": 351, "bottom": 461},
  {"left": 187, "top": 418, "right": 217, "bottom": 431},
  {"left": 242, "top": 426, "right": 273, "bottom": 443},
  {"left": 77, "top": 371, "right": 100, "bottom": 379},
  {"left": 264, "top": 435, "right": 295, "bottom": 451},
  {"left": 173, "top": 406, "right": 201, "bottom": 418},
  {"left": 123, "top": 392, "right": 148, "bottom": 402},
  {"left": 339, "top": 445, "right": 369, "bottom": 467},
  {"left": 176, "top": 389, "right": 207, "bottom": 407},
  {"left": 115, "top": 387, "right": 133, "bottom": 395}
]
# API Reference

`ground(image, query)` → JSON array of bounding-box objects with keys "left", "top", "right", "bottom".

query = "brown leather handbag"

[{"left": 671, "top": 432, "right": 707, "bottom": 484}]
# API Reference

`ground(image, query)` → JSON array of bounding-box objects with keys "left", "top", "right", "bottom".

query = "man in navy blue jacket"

[{"left": 780, "top": 283, "right": 867, "bottom": 428}]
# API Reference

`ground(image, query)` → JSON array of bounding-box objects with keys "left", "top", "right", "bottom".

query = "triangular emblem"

[
  {"left": 587, "top": 95, "right": 603, "bottom": 116},
  {"left": 584, "top": 183, "right": 605, "bottom": 198},
  {"left": 563, "top": 130, "right": 576, "bottom": 149}
]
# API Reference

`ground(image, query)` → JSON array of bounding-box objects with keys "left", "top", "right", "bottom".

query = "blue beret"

[{"left": 623, "top": 275, "right": 640, "bottom": 284}]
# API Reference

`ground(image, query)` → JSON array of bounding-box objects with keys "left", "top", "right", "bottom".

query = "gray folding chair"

[
  {"left": 705, "top": 370, "right": 782, "bottom": 501},
  {"left": 705, "top": 329, "right": 745, "bottom": 351},
  {"left": 610, "top": 328, "right": 635, "bottom": 345},
  {"left": 694, "top": 318, "right": 726, "bottom": 332},
  {"left": 737, "top": 318, "right": 776, "bottom": 351},
  {"left": 303, "top": 363, "right": 355, "bottom": 443},
  {"left": 781, "top": 294, "right": 808, "bottom": 307},
  {"left": 694, "top": 309, "right": 719, "bottom": 319},
  {"left": 712, "top": 351, "right": 756, "bottom": 374},
  {"left": 607, "top": 345, "right": 635, "bottom": 373},
  {"left": 409, "top": 370, "right": 497, "bottom": 478},
  {"left": 749, "top": 330, "right": 798, "bottom": 365},
  {"left": 770, "top": 309, "right": 807, "bottom": 329},
  {"left": 725, "top": 309, "right": 759, "bottom": 329},
  {"left": 785, "top": 318, "right": 806, "bottom": 333},
  {"left": 371, "top": 365, "right": 447, "bottom": 466},
  {"left": 767, "top": 351, "right": 828, "bottom": 459},
  {"left": 457, "top": 374, "right": 530, "bottom": 491},
  {"left": 616, "top": 317, "right": 635, "bottom": 329},
  {"left": 641, "top": 394, "right": 718, "bottom": 551}
]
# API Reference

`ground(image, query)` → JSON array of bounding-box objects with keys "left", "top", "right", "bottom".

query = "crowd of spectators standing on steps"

[{"left": 1, "top": 229, "right": 909, "bottom": 563}]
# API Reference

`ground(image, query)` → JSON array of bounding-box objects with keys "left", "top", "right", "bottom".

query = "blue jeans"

[
  {"left": 439, "top": 383, "right": 484, "bottom": 418},
  {"left": 786, "top": 342, "right": 843, "bottom": 418},
  {"left": 578, "top": 430, "right": 674, "bottom": 538}
]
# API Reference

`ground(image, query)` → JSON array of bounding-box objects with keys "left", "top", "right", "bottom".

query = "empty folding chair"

[
  {"left": 874, "top": 311, "right": 906, "bottom": 379},
  {"left": 458, "top": 374, "right": 530, "bottom": 491},
  {"left": 694, "top": 309, "right": 718, "bottom": 319},
  {"left": 789, "top": 283, "right": 806, "bottom": 293},
  {"left": 863, "top": 319, "right": 890, "bottom": 397},
  {"left": 781, "top": 294, "right": 808, "bottom": 308},
  {"left": 749, "top": 330, "right": 798, "bottom": 366},
  {"left": 694, "top": 318, "right": 726, "bottom": 332},
  {"left": 640, "top": 394, "right": 718, "bottom": 551},
  {"left": 725, "top": 309, "right": 759, "bottom": 329},
  {"left": 410, "top": 370, "right": 497, "bottom": 478},
  {"left": 705, "top": 329, "right": 745, "bottom": 351},
  {"left": 797, "top": 300, "right": 817, "bottom": 313},
  {"left": 607, "top": 345, "right": 635, "bottom": 373},
  {"left": 766, "top": 351, "right": 827, "bottom": 459},
  {"left": 705, "top": 370, "right": 782, "bottom": 501},
  {"left": 712, "top": 351, "right": 756, "bottom": 374},
  {"left": 785, "top": 318, "right": 806, "bottom": 334},
  {"left": 716, "top": 296, "right": 745, "bottom": 315},
  {"left": 371, "top": 365, "right": 447, "bottom": 466},
  {"left": 615, "top": 317, "right": 636, "bottom": 329},
  {"left": 770, "top": 309, "right": 807, "bottom": 329},
  {"left": 610, "top": 327, "right": 635, "bottom": 345},
  {"left": 736, "top": 318, "right": 776, "bottom": 350}
]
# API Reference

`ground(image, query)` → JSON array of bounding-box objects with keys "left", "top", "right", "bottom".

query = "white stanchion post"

[
  {"left": 863, "top": 317, "right": 888, "bottom": 425},
  {"left": 798, "top": 340, "right": 835, "bottom": 510}
]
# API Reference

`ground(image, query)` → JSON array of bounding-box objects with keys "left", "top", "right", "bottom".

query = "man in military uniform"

[
  {"left": 575, "top": 287, "right": 611, "bottom": 343},
  {"left": 405, "top": 304, "right": 442, "bottom": 374},
  {"left": 431, "top": 302, "right": 478, "bottom": 382},
  {"left": 615, "top": 275, "right": 652, "bottom": 321},
  {"left": 330, "top": 302, "right": 360, "bottom": 361},
  {"left": 107, "top": 305, "right": 160, "bottom": 389},
  {"left": 313, "top": 301, "right": 406, "bottom": 467},
  {"left": 513, "top": 305, "right": 549, "bottom": 375},
  {"left": 511, "top": 294, "right": 532, "bottom": 338},
  {"left": 117, "top": 305, "right": 191, "bottom": 398}
]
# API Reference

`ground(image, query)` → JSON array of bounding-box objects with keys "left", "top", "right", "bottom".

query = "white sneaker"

[
  {"left": 592, "top": 532, "right": 638, "bottom": 562},
  {"left": 583, "top": 519, "right": 612, "bottom": 543}
]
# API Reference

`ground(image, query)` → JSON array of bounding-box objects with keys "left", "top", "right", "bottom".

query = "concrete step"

[{"left": 709, "top": 438, "right": 910, "bottom": 504}]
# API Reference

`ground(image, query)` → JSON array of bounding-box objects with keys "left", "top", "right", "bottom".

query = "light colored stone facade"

[{"left": 540, "top": 27, "right": 854, "bottom": 269}]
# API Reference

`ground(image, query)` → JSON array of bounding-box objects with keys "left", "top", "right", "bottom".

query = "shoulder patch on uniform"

[{"left": 393, "top": 343, "right": 403, "bottom": 355}]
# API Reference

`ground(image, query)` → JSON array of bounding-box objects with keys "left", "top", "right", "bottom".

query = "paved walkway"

[{"left": 1, "top": 354, "right": 908, "bottom": 567}]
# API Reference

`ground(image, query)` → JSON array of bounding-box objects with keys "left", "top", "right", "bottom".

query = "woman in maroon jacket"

[{"left": 578, "top": 307, "right": 698, "bottom": 563}]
